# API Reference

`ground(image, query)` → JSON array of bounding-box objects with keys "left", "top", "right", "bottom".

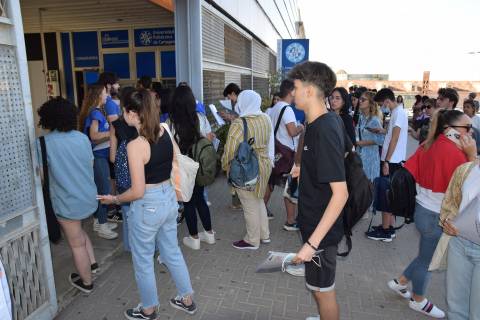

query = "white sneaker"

[
  {"left": 183, "top": 236, "right": 200, "bottom": 250},
  {"left": 408, "top": 299, "right": 445, "bottom": 318},
  {"left": 306, "top": 316, "right": 320, "bottom": 320},
  {"left": 198, "top": 231, "right": 215, "bottom": 244},
  {"left": 96, "top": 223, "right": 118, "bottom": 240},
  {"left": 387, "top": 279, "right": 411, "bottom": 299},
  {"left": 93, "top": 219, "right": 118, "bottom": 231}
]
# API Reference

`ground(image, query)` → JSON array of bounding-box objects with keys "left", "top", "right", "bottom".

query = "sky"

[{"left": 298, "top": 0, "right": 480, "bottom": 81}]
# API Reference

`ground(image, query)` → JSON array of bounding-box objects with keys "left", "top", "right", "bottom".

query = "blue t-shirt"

[
  {"left": 105, "top": 96, "right": 121, "bottom": 117},
  {"left": 36, "top": 131, "right": 98, "bottom": 220},
  {"left": 84, "top": 108, "right": 110, "bottom": 158},
  {"left": 291, "top": 104, "right": 305, "bottom": 124}
]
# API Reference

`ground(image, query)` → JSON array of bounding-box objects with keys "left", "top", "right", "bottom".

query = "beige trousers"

[{"left": 235, "top": 188, "right": 270, "bottom": 247}]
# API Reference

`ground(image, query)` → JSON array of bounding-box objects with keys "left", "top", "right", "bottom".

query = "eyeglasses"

[{"left": 450, "top": 124, "right": 473, "bottom": 131}]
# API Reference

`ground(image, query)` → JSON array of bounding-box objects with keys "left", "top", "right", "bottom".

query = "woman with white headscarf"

[{"left": 222, "top": 90, "right": 275, "bottom": 250}]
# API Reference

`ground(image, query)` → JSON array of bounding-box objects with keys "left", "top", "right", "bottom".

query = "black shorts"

[
  {"left": 303, "top": 245, "right": 337, "bottom": 292},
  {"left": 268, "top": 172, "right": 287, "bottom": 189}
]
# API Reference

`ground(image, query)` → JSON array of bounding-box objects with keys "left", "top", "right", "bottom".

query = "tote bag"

[{"left": 161, "top": 123, "right": 199, "bottom": 202}]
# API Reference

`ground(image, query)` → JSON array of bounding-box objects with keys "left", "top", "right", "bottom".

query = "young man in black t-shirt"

[{"left": 290, "top": 62, "right": 349, "bottom": 320}]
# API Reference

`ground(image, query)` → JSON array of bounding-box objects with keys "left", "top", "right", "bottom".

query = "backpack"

[
  {"left": 338, "top": 150, "right": 374, "bottom": 257},
  {"left": 272, "top": 106, "right": 295, "bottom": 177},
  {"left": 388, "top": 166, "right": 416, "bottom": 224},
  {"left": 228, "top": 118, "right": 259, "bottom": 191},
  {"left": 114, "top": 140, "right": 131, "bottom": 192},
  {"left": 190, "top": 137, "right": 217, "bottom": 186},
  {"left": 336, "top": 116, "right": 374, "bottom": 257}
]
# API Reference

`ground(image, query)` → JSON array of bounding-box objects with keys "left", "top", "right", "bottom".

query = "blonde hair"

[{"left": 361, "top": 91, "right": 382, "bottom": 124}]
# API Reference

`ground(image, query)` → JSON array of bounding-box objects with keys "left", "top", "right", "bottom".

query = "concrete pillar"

[{"left": 174, "top": 0, "right": 203, "bottom": 101}]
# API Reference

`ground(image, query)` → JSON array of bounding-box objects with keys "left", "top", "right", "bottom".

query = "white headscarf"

[{"left": 236, "top": 90, "right": 275, "bottom": 165}]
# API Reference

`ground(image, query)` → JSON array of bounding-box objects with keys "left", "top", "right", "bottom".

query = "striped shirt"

[{"left": 221, "top": 115, "right": 272, "bottom": 198}]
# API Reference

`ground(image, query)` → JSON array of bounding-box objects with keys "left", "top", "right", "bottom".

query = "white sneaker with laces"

[
  {"left": 305, "top": 316, "right": 320, "bottom": 320},
  {"left": 387, "top": 279, "right": 412, "bottom": 299},
  {"left": 198, "top": 231, "right": 215, "bottom": 244},
  {"left": 409, "top": 299, "right": 445, "bottom": 318},
  {"left": 96, "top": 223, "right": 118, "bottom": 240},
  {"left": 93, "top": 219, "right": 118, "bottom": 231},
  {"left": 183, "top": 236, "right": 200, "bottom": 250}
]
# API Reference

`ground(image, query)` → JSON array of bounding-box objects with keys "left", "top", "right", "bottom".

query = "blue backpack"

[
  {"left": 114, "top": 140, "right": 131, "bottom": 192},
  {"left": 228, "top": 118, "right": 259, "bottom": 191}
]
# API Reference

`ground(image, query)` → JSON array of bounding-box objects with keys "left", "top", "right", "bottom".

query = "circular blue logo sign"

[{"left": 285, "top": 42, "right": 306, "bottom": 63}]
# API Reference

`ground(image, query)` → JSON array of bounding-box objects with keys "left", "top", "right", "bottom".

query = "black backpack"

[
  {"left": 336, "top": 116, "right": 374, "bottom": 257},
  {"left": 388, "top": 166, "right": 416, "bottom": 224}
]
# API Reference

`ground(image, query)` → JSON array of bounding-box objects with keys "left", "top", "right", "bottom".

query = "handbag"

[
  {"left": 161, "top": 123, "right": 199, "bottom": 202},
  {"left": 39, "top": 136, "right": 62, "bottom": 244},
  {"left": 272, "top": 106, "right": 295, "bottom": 177}
]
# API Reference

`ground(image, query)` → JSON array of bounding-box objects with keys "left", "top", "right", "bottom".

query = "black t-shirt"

[
  {"left": 112, "top": 118, "right": 138, "bottom": 144},
  {"left": 297, "top": 112, "right": 346, "bottom": 248}
]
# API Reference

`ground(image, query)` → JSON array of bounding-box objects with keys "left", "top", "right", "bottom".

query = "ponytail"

[{"left": 423, "top": 109, "right": 464, "bottom": 150}]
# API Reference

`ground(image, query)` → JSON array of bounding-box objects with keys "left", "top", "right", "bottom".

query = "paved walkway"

[{"left": 54, "top": 137, "right": 448, "bottom": 320}]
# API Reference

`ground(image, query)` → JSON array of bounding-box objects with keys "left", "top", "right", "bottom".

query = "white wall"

[{"left": 211, "top": 0, "right": 299, "bottom": 52}]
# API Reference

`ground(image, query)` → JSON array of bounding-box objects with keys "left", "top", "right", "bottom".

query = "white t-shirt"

[
  {"left": 459, "top": 165, "right": 480, "bottom": 212},
  {"left": 266, "top": 101, "right": 297, "bottom": 151},
  {"left": 197, "top": 112, "right": 212, "bottom": 137},
  {"left": 471, "top": 115, "right": 480, "bottom": 132},
  {"left": 381, "top": 105, "right": 408, "bottom": 163}
]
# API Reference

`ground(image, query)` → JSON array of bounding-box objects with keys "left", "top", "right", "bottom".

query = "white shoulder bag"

[{"left": 161, "top": 123, "right": 199, "bottom": 202}]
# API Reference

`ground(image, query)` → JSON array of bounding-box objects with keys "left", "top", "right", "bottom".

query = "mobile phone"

[{"left": 445, "top": 128, "right": 461, "bottom": 145}]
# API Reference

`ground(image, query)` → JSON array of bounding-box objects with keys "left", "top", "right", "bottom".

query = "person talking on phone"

[{"left": 385, "top": 109, "right": 477, "bottom": 319}]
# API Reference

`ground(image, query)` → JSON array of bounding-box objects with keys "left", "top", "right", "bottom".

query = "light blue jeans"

[
  {"left": 402, "top": 203, "right": 443, "bottom": 296},
  {"left": 128, "top": 183, "right": 194, "bottom": 308},
  {"left": 121, "top": 204, "right": 130, "bottom": 252},
  {"left": 447, "top": 236, "right": 480, "bottom": 320}
]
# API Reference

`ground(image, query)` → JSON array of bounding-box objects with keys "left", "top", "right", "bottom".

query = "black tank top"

[{"left": 144, "top": 131, "right": 173, "bottom": 184}]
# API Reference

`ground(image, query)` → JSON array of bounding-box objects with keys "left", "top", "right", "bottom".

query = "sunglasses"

[
  {"left": 450, "top": 124, "right": 473, "bottom": 130},
  {"left": 425, "top": 105, "right": 433, "bottom": 109}
]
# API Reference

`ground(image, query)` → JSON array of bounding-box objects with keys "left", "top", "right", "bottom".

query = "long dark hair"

[
  {"left": 170, "top": 85, "right": 200, "bottom": 153},
  {"left": 331, "top": 87, "right": 351, "bottom": 115},
  {"left": 124, "top": 89, "right": 160, "bottom": 143},
  {"left": 423, "top": 109, "right": 464, "bottom": 150}
]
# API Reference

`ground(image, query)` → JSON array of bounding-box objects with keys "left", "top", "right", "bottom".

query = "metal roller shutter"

[{"left": 202, "top": 8, "right": 225, "bottom": 63}]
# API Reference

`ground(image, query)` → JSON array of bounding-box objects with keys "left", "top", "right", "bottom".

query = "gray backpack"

[{"left": 228, "top": 118, "right": 259, "bottom": 191}]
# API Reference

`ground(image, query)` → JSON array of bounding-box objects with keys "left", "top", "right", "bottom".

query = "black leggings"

[{"left": 184, "top": 185, "right": 212, "bottom": 236}]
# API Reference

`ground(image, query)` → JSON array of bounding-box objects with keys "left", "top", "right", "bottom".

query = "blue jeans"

[
  {"left": 121, "top": 204, "right": 130, "bottom": 252},
  {"left": 128, "top": 183, "right": 193, "bottom": 308},
  {"left": 93, "top": 157, "right": 111, "bottom": 224},
  {"left": 447, "top": 236, "right": 480, "bottom": 320},
  {"left": 402, "top": 203, "right": 443, "bottom": 296}
]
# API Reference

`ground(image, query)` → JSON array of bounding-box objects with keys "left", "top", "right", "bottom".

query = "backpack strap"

[
  {"left": 241, "top": 117, "right": 248, "bottom": 142},
  {"left": 39, "top": 136, "right": 50, "bottom": 189},
  {"left": 274, "top": 106, "right": 288, "bottom": 137}
]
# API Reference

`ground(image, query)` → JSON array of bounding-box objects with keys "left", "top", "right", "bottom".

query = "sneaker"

[
  {"left": 169, "top": 296, "right": 197, "bottom": 315},
  {"left": 366, "top": 228, "right": 392, "bottom": 242},
  {"left": 124, "top": 304, "right": 158, "bottom": 320},
  {"left": 107, "top": 212, "right": 123, "bottom": 223},
  {"left": 93, "top": 219, "right": 118, "bottom": 231},
  {"left": 206, "top": 201, "right": 212, "bottom": 207},
  {"left": 283, "top": 222, "right": 300, "bottom": 231},
  {"left": 198, "top": 231, "right": 216, "bottom": 244},
  {"left": 267, "top": 211, "right": 274, "bottom": 220},
  {"left": 387, "top": 279, "right": 411, "bottom": 299},
  {"left": 232, "top": 240, "right": 258, "bottom": 250},
  {"left": 305, "top": 316, "right": 320, "bottom": 320},
  {"left": 96, "top": 223, "right": 118, "bottom": 240},
  {"left": 183, "top": 236, "right": 200, "bottom": 250},
  {"left": 371, "top": 225, "right": 396, "bottom": 238},
  {"left": 229, "top": 204, "right": 242, "bottom": 211},
  {"left": 260, "top": 238, "right": 271, "bottom": 244},
  {"left": 68, "top": 273, "right": 93, "bottom": 293},
  {"left": 91, "top": 262, "right": 99, "bottom": 274},
  {"left": 408, "top": 299, "right": 445, "bottom": 318}
]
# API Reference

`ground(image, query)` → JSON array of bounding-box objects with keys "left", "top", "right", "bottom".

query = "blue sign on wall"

[
  {"left": 134, "top": 27, "right": 175, "bottom": 47},
  {"left": 101, "top": 30, "right": 129, "bottom": 48},
  {"left": 103, "top": 53, "right": 130, "bottom": 79},
  {"left": 72, "top": 31, "right": 99, "bottom": 67},
  {"left": 277, "top": 39, "right": 309, "bottom": 71}
]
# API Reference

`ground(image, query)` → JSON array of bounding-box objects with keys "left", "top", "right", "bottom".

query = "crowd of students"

[{"left": 35, "top": 62, "right": 479, "bottom": 320}]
